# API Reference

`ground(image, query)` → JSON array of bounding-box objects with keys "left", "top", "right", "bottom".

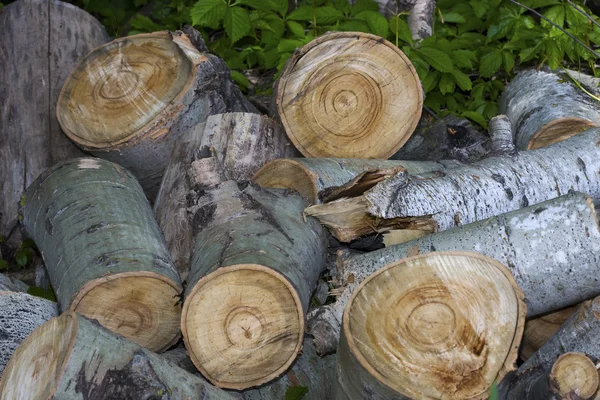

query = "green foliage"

[
  {"left": 15, "top": 239, "right": 36, "bottom": 269},
  {"left": 27, "top": 286, "right": 58, "bottom": 302},
  {"left": 284, "top": 385, "right": 309, "bottom": 400},
  {"left": 72, "top": 0, "right": 600, "bottom": 127}
]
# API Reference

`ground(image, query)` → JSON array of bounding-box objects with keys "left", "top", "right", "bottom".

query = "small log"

[
  {"left": 154, "top": 112, "right": 295, "bottom": 280},
  {"left": 0, "top": 273, "right": 27, "bottom": 293},
  {"left": 56, "top": 30, "right": 256, "bottom": 200},
  {"left": 253, "top": 157, "right": 462, "bottom": 205},
  {"left": 21, "top": 157, "right": 182, "bottom": 352},
  {"left": 0, "top": 0, "right": 108, "bottom": 250},
  {"left": 500, "top": 68, "right": 600, "bottom": 150},
  {"left": 335, "top": 252, "right": 525, "bottom": 399},
  {"left": 520, "top": 306, "right": 576, "bottom": 361},
  {"left": 274, "top": 31, "right": 422, "bottom": 158},
  {"left": 0, "top": 291, "right": 58, "bottom": 376},
  {"left": 307, "top": 192, "right": 600, "bottom": 354},
  {"left": 181, "top": 155, "right": 327, "bottom": 389},
  {"left": 500, "top": 352, "right": 599, "bottom": 400},
  {"left": 0, "top": 312, "right": 236, "bottom": 399}
]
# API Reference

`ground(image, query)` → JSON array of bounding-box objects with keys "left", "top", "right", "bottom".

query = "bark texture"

[
  {"left": 21, "top": 157, "right": 182, "bottom": 352},
  {"left": 500, "top": 68, "right": 600, "bottom": 150},
  {"left": 520, "top": 306, "right": 575, "bottom": 361},
  {"left": 0, "top": 0, "right": 108, "bottom": 251},
  {"left": 154, "top": 112, "right": 295, "bottom": 280},
  {"left": 57, "top": 30, "right": 256, "bottom": 200},
  {"left": 0, "top": 274, "right": 28, "bottom": 293},
  {"left": 407, "top": 0, "right": 436, "bottom": 40},
  {"left": 0, "top": 292, "right": 58, "bottom": 376},
  {"left": 307, "top": 192, "right": 600, "bottom": 354},
  {"left": 0, "top": 312, "right": 236, "bottom": 399}
]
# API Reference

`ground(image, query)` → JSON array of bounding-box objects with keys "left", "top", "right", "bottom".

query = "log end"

[
  {"left": 253, "top": 159, "right": 319, "bottom": 204},
  {"left": 519, "top": 306, "right": 575, "bottom": 361},
  {"left": 69, "top": 272, "right": 182, "bottom": 353},
  {"left": 181, "top": 264, "right": 304, "bottom": 389},
  {"left": 550, "top": 352, "right": 599, "bottom": 399},
  {"left": 528, "top": 118, "right": 597, "bottom": 149}
]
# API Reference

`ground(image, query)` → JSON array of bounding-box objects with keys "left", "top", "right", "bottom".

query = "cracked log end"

[
  {"left": 528, "top": 118, "right": 597, "bottom": 150},
  {"left": 550, "top": 353, "right": 599, "bottom": 399},
  {"left": 275, "top": 31, "right": 422, "bottom": 158},
  {"left": 181, "top": 264, "right": 304, "bottom": 390},
  {"left": 337, "top": 252, "right": 525, "bottom": 399},
  {"left": 253, "top": 159, "right": 320, "bottom": 204},
  {"left": 70, "top": 272, "right": 182, "bottom": 353},
  {"left": 57, "top": 31, "right": 199, "bottom": 149},
  {"left": 0, "top": 312, "right": 77, "bottom": 399},
  {"left": 519, "top": 306, "right": 575, "bottom": 361}
]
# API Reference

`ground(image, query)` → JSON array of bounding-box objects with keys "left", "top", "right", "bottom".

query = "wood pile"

[{"left": 3, "top": 1, "right": 600, "bottom": 399}]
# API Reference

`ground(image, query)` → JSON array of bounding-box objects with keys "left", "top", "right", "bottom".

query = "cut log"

[
  {"left": 56, "top": 30, "right": 256, "bottom": 200},
  {"left": 500, "top": 352, "right": 599, "bottom": 399},
  {"left": 253, "top": 158, "right": 462, "bottom": 205},
  {"left": 0, "top": 312, "right": 236, "bottom": 399},
  {"left": 520, "top": 306, "right": 576, "bottom": 361},
  {"left": 367, "top": 0, "right": 435, "bottom": 40},
  {"left": 335, "top": 252, "right": 525, "bottom": 399},
  {"left": 0, "top": 291, "right": 58, "bottom": 376},
  {"left": 0, "top": 273, "right": 27, "bottom": 293},
  {"left": 274, "top": 31, "right": 422, "bottom": 158},
  {"left": 155, "top": 112, "right": 296, "bottom": 279},
  {"left": 500, "top": 68, "right": 600, "bottom": 150},
  {"left": 21, "top": 157, "right": 182, "bottom": 352},
  {"left": 307, "top": 192, "right": 600, "bottom": 354},
  {"left": 0, "top": 0, "right": 108, "bottom": 251},
  {"left": 181, "top": 156, "right": 327, "bottom": 389}
]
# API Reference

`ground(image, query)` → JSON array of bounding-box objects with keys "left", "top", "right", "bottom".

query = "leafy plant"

[
  {"left": 284, "top": 385, "right": 309, "bottom": 400},
  {"left": 15, "top": 239, "right": 37, "bottom": 269},
  {"left": 26, "top": 286, "right": 58, "bottom": 302}
]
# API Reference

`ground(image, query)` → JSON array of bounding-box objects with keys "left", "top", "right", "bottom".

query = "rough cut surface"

[
  {"left": 0, "top": 292, "right": 58, "bottom": 376},
  {"left": 0, "top": 0, "right": 108, "bottom": 251}
]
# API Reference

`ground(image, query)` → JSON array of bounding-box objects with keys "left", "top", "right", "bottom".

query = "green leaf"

[
  {"left": 230, "top": 70, "right": 251, "bottom": 89},
  {"left": 27, "top": 286, "right": 57, "bottom": 302},
  {"left": 237, "top": 0, "right": 288, "bottom": 16},
  {"left": 479, "top": 50, "right": 502, "bottom": 78},
  {"left": 544, "top": 39, "right": 562, "bottom": 69},
  {"left": 543, "top": 5, "right": 565, "bottom": 27},
  {"left": 451, "top": 50, "right": 475, "bottom": 69},
  {"left": 355, "top": 11, "right": 388, "bottom": 38},
  {"left": 424, "top": 92, "right": 445, "bottom": 112},
  {"left": 224, "top": 7, "right": 251, "bottom": 43},
  {"left": 442, "top": 12, "right": 466, "bottom": 23},
  {"left": 351, "top": 0, "right": 380, "bottom": 16},
  {"left": 462, "top": 111, "right": 487, "bottom": 128},
  {"left": 0, "top": 259, "right": 8, "bottom": 270},
  {"left": 287, "top": 21, "right": 305, "bottom": 38},
  {"left": 451, "top": 69, "right": 472, "bottom": 91},
  {"left": 519, "top": 44, "right": 540, "bottom": 62},
  {"left": 130, "top": 15, "right": 162, "bottom": 32},
  {"left": 332, "top": 0, "right": 352, "bottom": 14},
  {"left": 284, "top": 386, "right": 309, "bottom": 400},
  {"left": 278, "top": 38, "right": 304, "bottom": 53},
  {"left": 502, "top": 51, "right": 515, "bottom": 73},
  {"left": 315, "top": 6, "right": 344, "bottom": 24},
  {"left": 470, "top": 0, "right": 489, "bottom": 18},
  {"left": 423, "top": 70, "right": 441, "bottom": 92},
  {"left": 15, "top": 249, "right": 29, "bottom": 268},
  {"left": 439, "top": 73, "right": 456, "bottom": 95},
  {"left": 389, "top": 16, "right": 413, "bottom": 44},
  {"left": 191, "top": 0, "right": 227, "bottom": 28},
  {"left": 340, "top": 20, "right": 370, "bottom": 33},
  {"left": 288, "top": 5, "right": 313, "bottom": 22},
  {"left": 414, "top": 48, "right": 454, "bottom": 72}
]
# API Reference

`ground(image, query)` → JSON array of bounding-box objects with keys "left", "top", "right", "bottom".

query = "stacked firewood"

[{"left": 3, "top": 1, "right": 600, "bottom": 399}]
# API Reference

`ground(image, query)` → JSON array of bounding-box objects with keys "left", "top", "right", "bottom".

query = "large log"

[
  {"left": 335, "top": 252, "right": 525, "bottom": 399},
  {"left": 500, "top": 68, "right": 600, "bottom": 150},
  {"left": 56, "top": 30, "right": 256, "bottom": 200},
  {"left": 0, "top": 0, "right": 108, "bottom": 251},
  {"left": 519, "top": 306, "right": 575, "bottom": 361},
  {"left": 307, "top": 192, "right": 600, "bottom": 354},
  {"left": 21, "top": 157, "right": 182, "bottom": 352},
  {"left": 155, "top": 112, "right": 296, "bottom": 279},
  {"left": 0, "top": 312, "right": 236, "bottom": 399},
  {"left": 0, "top": 291, "right": 58, "bottom": 376},
  {"left": 274, "top": 31, "right": 422, "bottom": 158},
  {"left": 181, "top": 155, "right": 327, "bottom": 389}
]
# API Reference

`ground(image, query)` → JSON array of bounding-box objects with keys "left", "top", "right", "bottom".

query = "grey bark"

[
  {"left": 489, "top": 115, "right": 516, "bottom": 156},
  {"left": 154, "top": 113, "right": 295, "bottom": 280},
  {"left": 564, "top": 68, "right": 600, "bottom": 97},
  {"left": 366, "top": 0, "right": 436, "bottom": 41},
  {"left": 21, "top": 157, "right": 180, "bottom": 310},
  {"left": 0, "top": 292, "right": 58, "bottom": 376},
  {"left": 0, "top": 274, "right": 28, "bottom": 293},
  {"left": 307, "top": 192, "right": 600, "bottom": 354},
  {"left": 364, "top": 127, "right": 600, "bottom": 231},
  {"left": 499, "top": 68, "right": 600, "bottom": 150},
  {"left": 0, "top": 0, "right": 108, "bottom": 252}
]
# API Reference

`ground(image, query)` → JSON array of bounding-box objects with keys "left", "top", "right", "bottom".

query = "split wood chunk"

[
  {"left": 0, "top": 292, "right": 58, "bottom": 376},
  {"left": 335, "top": 252, "right": 525, "bottom": 399},
  {"left": 253, "top": 158, "right": 462, "bottom": 205},
  {"left": 520, "top": 306, "right": 575, "bottom": 361},
  {"left": 57, "top": 30, "right": 255, "bottom": 199},
  {"left": 0, "top": 312, "right": 237, "bottom": 400},
  {"left": 275, "top": 31, "right": 422, "bottom": 158},
  {"left": 21, "top": 158, "right": 181, "bottom": 352},
  {"left": 500, "top": 68, "right": 600, "bottom": 150},
  {"left": 182, "top": 175, "right": 327, "bottom": 389}
]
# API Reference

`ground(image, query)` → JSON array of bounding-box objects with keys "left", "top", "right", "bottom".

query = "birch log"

[
  {"left": 500, "top": 68, "right": 600, "bottom": 150},
  {"left": 0, "top": 312, "right": 236, "bottom": 400},
  {"left": 369, "top": 0, "right": 435, "bottom": 40},
  {"left": 274, "top": 31, "right": 422, "bottom": 158},
  {"left": 56, "top": 30, "right": 256, "bottom": 200},
  {"left": 21, "top": 158, "right": 182, "bottom": 352},
  {"left": 181, "top": 156, "right": 327, "bottom": 389},
  {"left": 0, "top": 274, "right": 27, "bottom": 293},
  {"left": 253, "top": 158, "right": 463, "bottom": 205},
  {"left": 154, "top": 112, "right": 295, "bottom": 279},
  {"left": 520, "top": 306, "right": 575, "bottom": 361},
  {"left": 0, "top": 0, "right": 108, "bottom": 250},
  {"left": 307, "top": 192, "right": 600, "bottom": 354},
  {"left": 335, "top": 252, "right": 525, "bottom": 399},
  {"left": 0, "top": 292, "right": 58, "bottom": 376}
]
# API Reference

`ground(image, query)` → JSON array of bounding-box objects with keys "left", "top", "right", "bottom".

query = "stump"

[
  {"left": 335, "top": 252, "right": 525, "bottom": 399},
  {"left": 0, "top": 312, "right": 236, "bottom": 399},
  {"left": 274, "top": 31, "right": 422, "bottom": 158},
  {"left": 519, "top": 306, "right": 575, "bottom": 361},
  {"left": 56, "top": 30, "right": 256, "bottom": 199},
  {"left": 0, "top": 0, "right": 108, "bottom": 250},
  {"left": 21, "top": 158, "right": 181, "bottom": 352}
]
